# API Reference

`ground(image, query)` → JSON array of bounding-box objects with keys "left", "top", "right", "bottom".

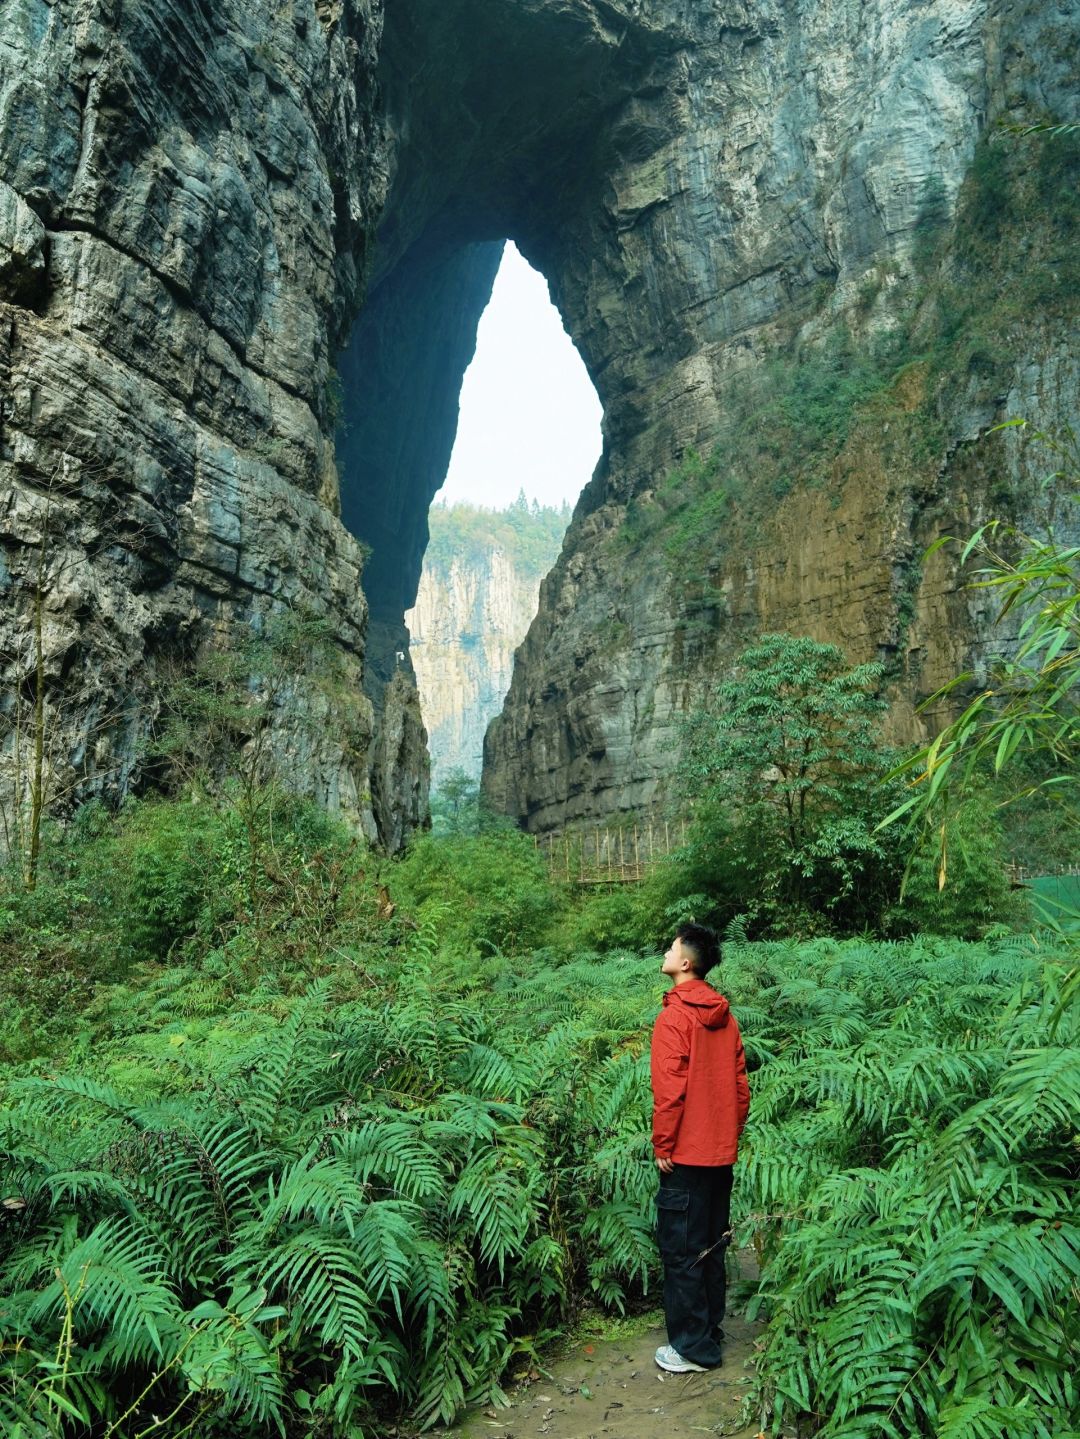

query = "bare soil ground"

[{"left": 444, "top": 1285, "right": 763, "bottom": 1439}]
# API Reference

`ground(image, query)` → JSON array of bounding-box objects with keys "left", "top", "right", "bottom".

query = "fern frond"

[
  {"left": 27, "top": 1217, "right": 181, "bottom": 1369},
  {"left": 333, "top": 1118, "right": 447, "bottom": 1203},
  {"left": 255, "top": 1230, "right": 373, "bottom": 1360}
]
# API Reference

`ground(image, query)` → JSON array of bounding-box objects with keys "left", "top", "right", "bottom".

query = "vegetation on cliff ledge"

[
  {"left": 614, "top": 126, "right": 1080, "bottom": 595},
  {"left": 424, "top": 493, "right": 570, "bottom": 582}
]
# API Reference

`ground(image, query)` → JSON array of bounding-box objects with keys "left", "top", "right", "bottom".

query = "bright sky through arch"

[{"left": 437, "top": 242, "right": 603, "bottom": 509}]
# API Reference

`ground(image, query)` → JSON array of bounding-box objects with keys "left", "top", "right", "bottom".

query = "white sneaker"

[{"left": 654, "top": 1344, "right": 708, "bottom": 1373}]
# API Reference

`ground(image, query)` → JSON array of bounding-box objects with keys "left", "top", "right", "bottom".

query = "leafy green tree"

[
  {"left": 429, "top": 767, "right": 480, "bottom": 835},
  {"left": 679, "top": 634, "right": 902, "bottom": 933}
]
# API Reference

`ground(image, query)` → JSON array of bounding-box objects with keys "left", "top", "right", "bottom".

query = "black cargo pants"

[{"left": 655, "top": 1163, "right": 733, "bottom": 1368}]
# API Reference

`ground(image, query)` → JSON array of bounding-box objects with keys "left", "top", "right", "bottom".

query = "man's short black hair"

[{"left": 675, "top": 922, "right": 720, "bottom": 978}]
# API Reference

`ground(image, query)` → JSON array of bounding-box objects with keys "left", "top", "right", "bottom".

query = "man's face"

[{"left": 661, "top": 936, "right": 695, "bottom": 979}]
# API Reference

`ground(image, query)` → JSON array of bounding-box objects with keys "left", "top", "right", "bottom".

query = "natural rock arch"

[
  {"left": 336, "top": 0, "right": 686, "bottom": 696},
  {"left": 1, "top": 0, "right": 1077, "bottom": 848},
  {"left": 343, "top": 0, "right": 1080, "bottom": 833}
]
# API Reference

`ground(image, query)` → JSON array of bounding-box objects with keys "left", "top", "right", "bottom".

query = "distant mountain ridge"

[{"left": 406, "top": 496, "right": 569, "bottom": 782}]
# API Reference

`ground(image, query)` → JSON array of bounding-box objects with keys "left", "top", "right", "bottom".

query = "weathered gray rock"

[
  {"left": 407, "top": 535, "right": 557, "bottom": 784},
  {"left": 2, "top": 0, "right": 1077, "bottom": 848},
  {"left": 336, "top": 237, "right": 503, "bottom": 712},
  {"left": 0, "top": 179, "right": 46, "bottom": 306},
  {"left": 0, "top": 0, "right": 398, "bottom": 842},
  {"left": 369, "top": 668, "right": 429, "bottom": 852},
  {"left": 334, "top": 0, "right": 1080, "bottom": 832}
]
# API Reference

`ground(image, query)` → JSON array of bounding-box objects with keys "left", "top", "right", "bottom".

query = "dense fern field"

[
  {"left": 729, "top": 939, "right": 1080, "bottom": 1438},
  {"left": 1, "top": 807, "right": 1078, "bottom": 1437}
]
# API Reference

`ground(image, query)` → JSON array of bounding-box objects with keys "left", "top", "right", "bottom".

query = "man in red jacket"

[{"left": 650, "top": 922, "right": 750, "bottom": 1373}]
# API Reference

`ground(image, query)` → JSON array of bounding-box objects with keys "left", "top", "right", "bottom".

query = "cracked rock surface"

[
  {"left": 2, "top": 0, "right": 1078, "bottom": 842},
  {"left": 0, "top": 0, "right": 403, "bottom": 839},
  {"left": 333, "top": 0, "right": 1080, "bottom": 833}
]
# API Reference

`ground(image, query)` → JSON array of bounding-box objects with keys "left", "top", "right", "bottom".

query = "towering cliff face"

[
  {"left": 0, "top": 0, "right": 426, "bottom": 845},
  {"left": 340, "top": 0, "right": 1078, "bottom": 832},
  {"left": 2, "top": 0, "right": 1077, "bottom": 844},
  {"left": 407, "top": 548, "right": 540, "bottom": 783}
]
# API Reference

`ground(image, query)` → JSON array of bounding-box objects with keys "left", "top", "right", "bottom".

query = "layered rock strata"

[
  {"left": 338, "top": 0, "right": 1080, "bottom": 833},
  {"left": 2, "top": 0, "right": 1078, "bottom": 847},
  {"left": 407, "top": 542, "right": 551, "bottom": 784},
  {"left": 0, "top": 0, "right": 408, "bottom": 842}
]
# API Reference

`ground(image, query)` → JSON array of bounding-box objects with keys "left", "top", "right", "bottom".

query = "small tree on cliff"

[{"left": 678, "top": 634, "right": 901, "bottom": 933}]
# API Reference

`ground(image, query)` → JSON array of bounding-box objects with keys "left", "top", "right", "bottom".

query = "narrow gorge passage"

[{"left": 402, "top": 242, "right": 601, "bottom": 791}]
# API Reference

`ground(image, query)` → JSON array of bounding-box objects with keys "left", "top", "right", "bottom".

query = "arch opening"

[
  {"left": 331, "top": 0, "right": 682, "bottom": 837},
  {"left": 405, "top": 241, "right": 602, "bottom": 787},
  {"left": 331, "top": 0, "right": 671, "bottom": 720}
]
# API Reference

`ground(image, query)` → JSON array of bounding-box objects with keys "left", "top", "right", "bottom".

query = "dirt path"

[{"left": 446, "top": 1293, "right": 763, "bottom": 1439}]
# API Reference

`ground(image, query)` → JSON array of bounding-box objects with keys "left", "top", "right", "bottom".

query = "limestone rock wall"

[
  {"left": 477, "top": 0, "right": 1079, "bottom": 832},
  {"left": 336, "top": 237, "right": 503, "bottom": 705},
  {"left": 0, "top": 0, "right": 412, "bottom": 844},
  {"left": 326, "top": 0, "right": 1078, "bottom": 834},
  {"left": 2, "top": 0, "right": 1077, "bottom": 847}
]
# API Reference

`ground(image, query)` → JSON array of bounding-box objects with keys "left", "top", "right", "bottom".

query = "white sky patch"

[{"left": 437, "top": 242, "right": 603, "bottom": 509}]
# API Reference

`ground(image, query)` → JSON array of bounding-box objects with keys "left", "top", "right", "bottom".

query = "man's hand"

[{"left": 656, "top": 1155, "right": 675, "bottom": 1174}]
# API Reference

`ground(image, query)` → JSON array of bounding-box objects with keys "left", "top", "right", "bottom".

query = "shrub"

[
  {"left": 887, "top": 791, "right": 1023, "bottom": 937},
  {"left": 550, "top": 883, "right": 658, "bottom": 954},
  {"left": 392, "top": 829, "right": 562, "bottom": 955},
  {"left": 0, "top": 790, "right": 390, "bottom": 1064},
  {"left": 4, "top": 930, "right": 1077, "bottom": 1437}
]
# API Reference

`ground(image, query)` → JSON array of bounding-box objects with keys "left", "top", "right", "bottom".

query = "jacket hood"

[{"left": 663, "top": 978, "right": 730, "bottom": 1028}]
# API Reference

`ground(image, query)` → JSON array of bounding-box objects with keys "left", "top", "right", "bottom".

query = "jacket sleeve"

[
  {"left": 734, "top": 1020, "right": 750, "bottom": 1134},
  {"left": 650, "top": 1008, "right": 690, "bottom": 1158}
]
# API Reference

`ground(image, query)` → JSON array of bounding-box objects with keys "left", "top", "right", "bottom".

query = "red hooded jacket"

[{"left": 650, "top": 978, "right": 750, "bottom": 1166}]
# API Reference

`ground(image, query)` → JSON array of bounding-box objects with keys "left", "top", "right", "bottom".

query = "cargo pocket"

[{"left": 655, "top": 1185, "right": 689, "bottom": 1260}]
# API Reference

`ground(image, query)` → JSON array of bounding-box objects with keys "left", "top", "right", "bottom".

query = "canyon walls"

[
  {"left": 406, "top": 501, "right": 568, "bottom": 783},
  {"left": 2, "top": 0, "right": 1077, "bottom": 845},
  {"left": 361, "top": 0, "right": 1080, "bottom": 832}
]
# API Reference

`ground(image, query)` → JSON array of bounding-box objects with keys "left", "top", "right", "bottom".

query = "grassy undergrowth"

[{"left": 1, "top": 798, "right": 1077, "bottom": 1437}]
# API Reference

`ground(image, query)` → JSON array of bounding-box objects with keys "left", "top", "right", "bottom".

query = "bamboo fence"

[
  {"left": 534, "top": 817, "right": 689, "bottom": 885},
  {"left": 534, "top": 829, "right": 1078, "bottom": 890}
]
